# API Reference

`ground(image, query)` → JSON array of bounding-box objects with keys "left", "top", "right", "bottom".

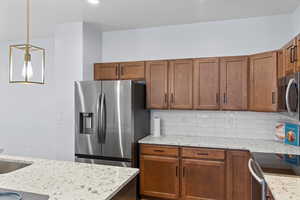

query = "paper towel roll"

[{"left": 153, "top": 117, "right": 161, "bottom": 137}]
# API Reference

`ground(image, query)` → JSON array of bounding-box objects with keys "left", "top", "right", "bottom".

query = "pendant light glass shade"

[{"left": 9, "top": 0, "right": 45, "bottom": 84}]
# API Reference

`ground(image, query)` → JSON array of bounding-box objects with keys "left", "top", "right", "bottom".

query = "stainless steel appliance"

[
  {"left": 74, "top": 80, "right": 150, "bottom": 167},
  {"left": 278, "top": 72, "right": 300, "bottom": 121},
  {"left": 250, "top": 152, "right": 300, "bottom": 200},
  {"left": 248, "top": 158, "right": 267, "bottom": 200}
]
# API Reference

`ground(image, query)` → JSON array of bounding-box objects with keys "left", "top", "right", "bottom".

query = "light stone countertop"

[
  {"left": 139, "top": 135, "right": 300, "bottom": 200},
  {"left": 139, "top": 135, "right": 300, "bottom": 155},
  {"left": 0, "top": 155, "right": 139, "bottom": 200}
]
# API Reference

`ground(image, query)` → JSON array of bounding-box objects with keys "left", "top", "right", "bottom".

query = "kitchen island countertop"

[
  {"left": 0, "top": 155, "right": 139, "bottom": 200},
  {"left": 139, "top": 135, "right": 300, "bottom": 200}
]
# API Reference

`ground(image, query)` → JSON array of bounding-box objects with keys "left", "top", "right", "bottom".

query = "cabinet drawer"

[
  {"left": 141, "top": 144, "right": 179, "bottom": 157},
  {"left": 181, "top": 147, "right": 225, "bottom": 160}
]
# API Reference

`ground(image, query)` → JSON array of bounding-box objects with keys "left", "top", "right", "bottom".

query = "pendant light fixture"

[{"left": 9, "top": 0, "right": 45, "bottom": 84}]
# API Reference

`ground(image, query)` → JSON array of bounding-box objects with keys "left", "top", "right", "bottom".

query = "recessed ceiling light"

[{"left": 87, "top": 0, "right": 100, "bottom": 5}]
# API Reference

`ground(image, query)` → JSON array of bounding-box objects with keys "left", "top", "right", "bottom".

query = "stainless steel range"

[{"left": 74, "top": 80, "right": 150, "bottom": 167}]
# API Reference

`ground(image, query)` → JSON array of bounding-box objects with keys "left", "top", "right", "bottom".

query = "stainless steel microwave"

[{"left": 278, "top": 72, "right": 300, "bottom": 121}]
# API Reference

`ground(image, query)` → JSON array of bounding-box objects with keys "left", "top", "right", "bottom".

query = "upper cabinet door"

[
  {"left": 94, "top": 63, "right": 119, "bottom": 80},
  {"left": 193, "top": 58, "right": 220, "bottom": 110},
  {"left": 250, "top": 51, "right": 278, "bottom": 112},
  {"left": 146, "top": 61, "right": 169, "bottom": 109},
  {"left": 119, "top": 61, "right": 145, "bottom": 80},
  {"left": 169, "top": 59, "right": 194, "bottom": 109},
  {"left": 284, "top": 39, "right": 296, "bottom": 75},
  {"left": 220, "top": 56, "right": 248, "bottom": 110}
]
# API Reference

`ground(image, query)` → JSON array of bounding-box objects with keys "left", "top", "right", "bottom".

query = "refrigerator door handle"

[
  {"left": 96, "top": 93, "right": 102, "bottom": 143},
  {"left": 97, "top": 93, "right": 106, "bottom": 144},
  {"left": 101, "top": 93, "right": 107, "bottom": 143}
]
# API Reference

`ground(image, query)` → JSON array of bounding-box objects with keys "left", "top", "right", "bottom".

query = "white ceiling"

[{"left": 1, "top": 0, "right": 300, "bottom": 41}]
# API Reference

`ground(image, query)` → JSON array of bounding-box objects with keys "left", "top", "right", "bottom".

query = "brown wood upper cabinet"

[
  {"left": 119, "top": 61, "right": 145, "bottom": 80},
  {"left": 146, "top": 61, "right": 169, "bottom": 109},
  {"left": 220, "top": 56, "right": 248, "bottom": 110},
  {"left": 249, "top": 51, "right": 278, "bottom": 112},
  {"left": 193, "top": 58, "right": 220, "bottom": 110},
  {"left": 283, "top": 39, "right": 297, "bottom": 75},
  {"left": 94, "top": 63, "right": 119, "bottom": 80},
  {"left": 169, "top": 59, "right": 194, "bottom": 109},
  {"left": 94, "top": 62, "right": 145, "bottom": 80},
  {"left": 226, "top": 151, "right": 251, "bottom": 200},
  {"left": 146, "top": 59, "right": 193, "bottom": 110}
]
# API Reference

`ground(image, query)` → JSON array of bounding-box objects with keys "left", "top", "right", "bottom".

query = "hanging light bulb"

[
  {"left": 22, "top": 53, "right": 33, "bottom": 79},
  {"left": 9, "top": 0, "right": 45, "bottom": 84}
]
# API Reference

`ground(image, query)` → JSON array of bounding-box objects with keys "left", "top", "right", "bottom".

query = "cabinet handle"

[
  {"left": 164, "top": 93, "right": 168, "bottom": 105},
  {"left": 223, "top": 93, "right": 227, "bottom": 104},
  {"left": 116, "top": 67, "right": 119, "bottom": 76},
  {"left": 197, "top": 153, "right": 209, "bottom": 156},
  {"left": 120, "top": 66, "right": 124, "bottom": 76},
  {"left": 294, "top": 46, "right": 298, "bottom": 62},
  {"left": 176, "top": 166, "right": 178, "bottom": 177},
  {"left": 272, "top": 92, "right": 276, "bottom": 104},
  {"left": 171, "top": 94, "right": 175, "bottom": 104},
  {"left": 153, "top": 149, "right": 164, "bottom": 153},
  {"left": 290, "top": 48, "right": 294, "bottom": 63}
]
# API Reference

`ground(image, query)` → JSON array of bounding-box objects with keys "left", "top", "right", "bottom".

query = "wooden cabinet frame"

[
  {"left": 140, "top": 144, "right": 251, "bottom": 200},
  {"left": 220, "top": 56, "right": 248, "bottom": 111},
  {"left": 249, "top": 51, "right": 278, "bottom": 112}
]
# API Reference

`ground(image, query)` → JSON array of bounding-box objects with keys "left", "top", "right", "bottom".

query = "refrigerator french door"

[{"left": 74, "top": 80, "right": 149, "bottom": 167}]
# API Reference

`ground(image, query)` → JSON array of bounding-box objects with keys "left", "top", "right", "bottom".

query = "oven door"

[{"left": 285, "top": 74, "right": 300, "bottom": 120}]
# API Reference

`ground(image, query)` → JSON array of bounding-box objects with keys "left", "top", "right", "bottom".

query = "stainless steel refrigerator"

[{"left": 74, "top": 80, "right": 150, "bottom": 167}]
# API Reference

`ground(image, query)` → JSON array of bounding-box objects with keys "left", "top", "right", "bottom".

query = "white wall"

[
  {"left": 83, "top": 23, "right": 102, "bottom": 80},
  {"left": 53, "top": 22, "right": 84, "bottom": 161},
  {"left": 0, "top": 22, "right": 101, "bottom": 161},
  {"left": 292, "top": 5, "right": 300, "bottom": 37},
  {"left": 102, "top": 14, "right": 292, "bottom": 62},
  {"left": 0, "top": 37, "right": 58, "bottom": 159}
]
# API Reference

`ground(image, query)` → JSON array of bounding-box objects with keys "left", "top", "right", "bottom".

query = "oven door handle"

[
  {"left": 248, "top": 158, "right": 266, "bottom": 200},
  {"left": 286, "top": 78, "right": 296, "bottom": 114}
]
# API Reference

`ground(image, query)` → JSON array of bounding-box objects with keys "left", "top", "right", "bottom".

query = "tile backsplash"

[{"left": 151, "top": 110, "right": 289, "bottom": 140}]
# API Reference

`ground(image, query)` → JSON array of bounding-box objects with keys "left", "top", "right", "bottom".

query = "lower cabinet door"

[
  {"left": 140, "top": 155, "right": 180, "bottom": 199},
  {"left": 181, "top": 159, "right": 225, "bottom": 200},
  {"left": 226, "top": 151, "right": 251, "bottom": 200}
]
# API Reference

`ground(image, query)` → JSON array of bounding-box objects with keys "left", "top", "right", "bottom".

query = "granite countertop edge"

[{"left": 0, "top": 155, "right": 139, "bottom": 200}]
